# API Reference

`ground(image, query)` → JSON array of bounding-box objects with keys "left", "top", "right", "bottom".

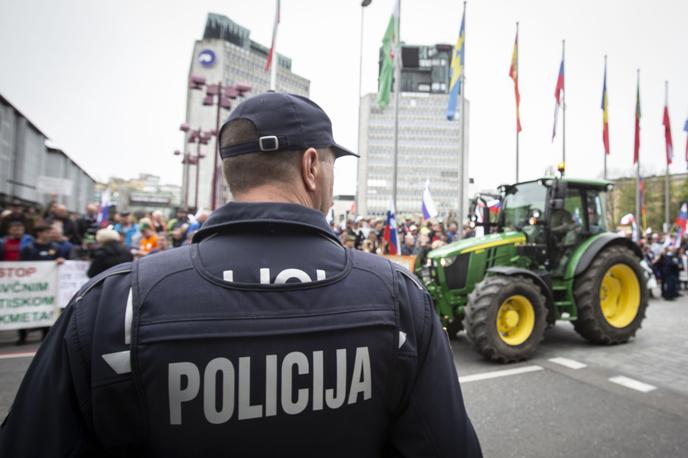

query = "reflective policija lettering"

[
  {"left": 222, "top": 267, "right": 327, "bottom": 284},
  {"left": 169, "top": 347, "right": 372, "bottom": 425}
]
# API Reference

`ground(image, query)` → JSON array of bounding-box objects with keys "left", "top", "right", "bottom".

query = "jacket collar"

[{"left": 192, "top": 202, "right": 340, "bottom": 244}]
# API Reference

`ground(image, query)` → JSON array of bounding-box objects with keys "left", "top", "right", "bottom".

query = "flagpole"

[
  {"left": 515, "top": 21, "right": 520, "bottom": 183},
  {"left": 356, "top": 0, "right": 371, "bottom": 216},
  {"left": 269, "top": 0, "right": 279, "bottom": 90},
  {"left": 392, "top": 0, "right": 401, "bottom": 213},
  {"left": 562, "top": 39, "right": 566, "bottom": 174},
  {"left": 665, "top": 80, "right": 670, "bottom": 233},
  {"left": 635, "top": 69, "right": 641, "bottom": 234},
  {"left": 603, "top": 55, "right": 607, "bottom": 180},
  {"left": 458, "top": 0, "right": 467, "bottom": 236}
]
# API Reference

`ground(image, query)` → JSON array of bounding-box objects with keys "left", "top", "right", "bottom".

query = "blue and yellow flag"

[{"left": 447, "top": 10, "right": 465, "bottom": 121}]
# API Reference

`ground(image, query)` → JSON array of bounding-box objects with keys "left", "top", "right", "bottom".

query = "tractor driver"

[{"left": 550, "top": 207, "right": 579, "bottom": 246}]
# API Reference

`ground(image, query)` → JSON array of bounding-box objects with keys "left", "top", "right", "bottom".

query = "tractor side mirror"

[{"left": 551, "top": 198, "right": 565, "bottom": 210}]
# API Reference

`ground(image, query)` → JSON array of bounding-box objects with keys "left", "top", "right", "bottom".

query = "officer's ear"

[{"left": 300, "top": 147, "right": 320, "bottom": 193}]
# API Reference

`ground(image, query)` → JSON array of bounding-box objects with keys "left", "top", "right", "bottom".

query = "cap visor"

[{"left": 331, "top": 143, "right": 359, "bottom": 158}]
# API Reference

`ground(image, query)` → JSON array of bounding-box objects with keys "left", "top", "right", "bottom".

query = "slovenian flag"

[
  {"left": 422, "top": 179, "right": 438, "bottom": 220},
  {"left": 552, "top": 58, "right": 565, "bottom": 141},
  {"left": 384, "top": 206, "right": 401, "bottom": 255},
  {"left": 446, "top": 7, "right": 465, "bottom": 120},
  {"left": 97, "top": 189, "right": 110, "bottom": 227}
]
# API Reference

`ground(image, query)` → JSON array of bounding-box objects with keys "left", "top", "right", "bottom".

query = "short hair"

[{"left": 220, "top": 119, "right": 303, "bottom": 195}]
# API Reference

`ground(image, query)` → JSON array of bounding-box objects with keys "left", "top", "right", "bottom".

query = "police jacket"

[{"left": 0, "top": 202, "right": 481, "bottom": 458}]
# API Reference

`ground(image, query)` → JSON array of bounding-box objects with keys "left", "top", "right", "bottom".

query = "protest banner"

[
  {"left": 0, "top": 262, "right": 59, "bottom": 330},
  {"left": 58, "top": 260, "right": 90, "bottom": 308}
]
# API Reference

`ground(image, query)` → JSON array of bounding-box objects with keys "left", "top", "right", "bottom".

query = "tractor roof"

[{"left": 509, "top": 177, "right": 613, "bottom": 191}]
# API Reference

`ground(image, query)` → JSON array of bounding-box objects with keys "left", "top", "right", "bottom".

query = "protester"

[
  {"left": 16, "top": 224, "right": 63, "bottom": 344},
  {"left": 0, "top": 221, "right": 32, "bottom": 261},
  {"left": 87, "top": 228, "right": 133, "bottom": 277},
  {"left": 76, "top": 203, "right": 100, "bottom": 242},
  {"left": 136, "top": 221, "right": 158, "bottom": 256},
  {"left": 661, "top": 247, "right": 682, "bottom": 300},
  {"left": 186, "top": 210, "right": 209, "bottom": 240},
  {"left": 0, "top": 201, "right": 35, "bottom": 237},
  {"left": 148, "top": 232, "right": 170, "bottom": 255},
  {"left": 113, "top": 211, "right": 139, "bottom": 249},
  {"left": 50, "top": 222, "right": 74, "bottom": 259},
  {"left": 46, "top": 204, "right": 80, "bottom": 245}
]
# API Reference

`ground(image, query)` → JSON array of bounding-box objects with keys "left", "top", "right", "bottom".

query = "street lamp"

[
  {"left": 188, "top": 76, "right": 251, "bottom": 210},
  {"left": 177, "top": 123, "right": 214, "bottom": 210}
]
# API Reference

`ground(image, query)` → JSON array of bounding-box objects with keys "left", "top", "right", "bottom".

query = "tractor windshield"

[{"left": 501, "top": 182, "right": 547, "bottom": 231}]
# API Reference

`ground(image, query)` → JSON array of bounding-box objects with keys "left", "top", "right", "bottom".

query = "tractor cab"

[{"left": 497, "top": 178, "right": 613, "bottom": 273}]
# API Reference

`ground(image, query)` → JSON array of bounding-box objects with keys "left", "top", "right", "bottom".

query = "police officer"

[{"left": 0, "top": 92, "right": 481, "bottom": 457}]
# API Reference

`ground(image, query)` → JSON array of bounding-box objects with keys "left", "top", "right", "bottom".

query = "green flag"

[{"left": 377, "top": 3, "right": 398, "bottom": 109}]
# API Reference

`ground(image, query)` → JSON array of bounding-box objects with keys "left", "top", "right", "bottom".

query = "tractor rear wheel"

[
  {"left": 573, "top": 245, "right": 648, "bottom": 344},
  {"left": 465, "top": 275, "right": 548, "bottom": 363}
]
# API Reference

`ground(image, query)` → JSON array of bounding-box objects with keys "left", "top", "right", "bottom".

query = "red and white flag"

[{"left": 264, "top": 0, "right": 281, "bottom": 72}]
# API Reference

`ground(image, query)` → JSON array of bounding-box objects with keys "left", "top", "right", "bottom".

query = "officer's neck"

[{"left": 233, "top": 184, "right": 318, "bottom": 211}]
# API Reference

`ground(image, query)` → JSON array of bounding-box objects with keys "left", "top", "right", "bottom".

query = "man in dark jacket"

[
  {"left": 17, "top": 224, "right": 63, "bottom": 344},
  {"left": 87, "top": 228, "right": 133, "bottom": 277},
  {"left": 0, "top": 93, "right": 481, "bottom": 457}
]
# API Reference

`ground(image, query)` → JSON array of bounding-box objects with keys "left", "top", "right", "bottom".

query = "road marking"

[
  {"left": 459, "top": 365, "right": 543, "bottom": 383},
  {"left": 609, "top": 376, "right": 657, "bottom": 393},
  {"left": 548, "top": 357, "right": 587, "bottom": 369},
  {"left": 0, "top": 352, "right": 36, "bottom": 360}
]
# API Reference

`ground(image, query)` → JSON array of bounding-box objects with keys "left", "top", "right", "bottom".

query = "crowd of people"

[
  {"left": 1, "top": 199, "right": 471, "bottom": 277},
  {"left": 332, "top": 216, "right": 469, "bottom": 258},
  {"left": 640, "top": 232, "right": 688, "bottom": 301},
  {"left": 0, "top": 200, "right": 214, "bottom": 277},
  {"left": 2, "top": 197, "right": 685, "bottom": 319}
]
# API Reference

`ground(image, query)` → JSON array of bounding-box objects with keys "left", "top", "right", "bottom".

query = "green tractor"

[{"left": 419, "top": 177, "right": 648, "bottom": 363}]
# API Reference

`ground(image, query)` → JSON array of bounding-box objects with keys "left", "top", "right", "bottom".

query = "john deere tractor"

[{"left": 419, "top": 177, "right": 648, "bottom": 363}]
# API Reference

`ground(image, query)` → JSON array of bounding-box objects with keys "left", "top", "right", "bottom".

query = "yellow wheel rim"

[
  {"left": 600, "top": 263, "right": 640, "bottom": 328},
  {"left": 496, "top": 295, "right": 535, "bottom": 346}
]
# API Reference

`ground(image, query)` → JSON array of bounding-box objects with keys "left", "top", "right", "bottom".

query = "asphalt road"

[
  {"left": 1, "top": 295, "right": 687, "bottom": 457},
  {"left": 453, "top": 295, "right": 688, "bottom": 457}
]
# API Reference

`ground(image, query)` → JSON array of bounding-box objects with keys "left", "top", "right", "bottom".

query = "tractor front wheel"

[
  {"left": 573, "top": 245, "right": 648, "bottom": 344},
  {"left": 465, "top": 275, "right": 548, "bottom": 363}
]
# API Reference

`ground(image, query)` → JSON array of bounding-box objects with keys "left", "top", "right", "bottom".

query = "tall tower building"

[
  {"left": 357, "top": 43, "right": 469, "bottom": 217},
  {"left": 182, "top": 13, "right": 310, "bottom": 210}
]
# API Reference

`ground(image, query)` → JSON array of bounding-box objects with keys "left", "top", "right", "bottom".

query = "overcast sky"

[{"left": 1, "top": 0, "right": 687, "bottom": 196}]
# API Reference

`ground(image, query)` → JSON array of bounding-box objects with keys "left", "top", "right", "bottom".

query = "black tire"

[
  {"left": 573, "top": 245, "right": 648, "bottom": 344},
  {"left": 465, "top": 275, "right": 548, "bottom": 363},
  {"left": 445, "top": 316, "right": 464, "bottom": 340}
]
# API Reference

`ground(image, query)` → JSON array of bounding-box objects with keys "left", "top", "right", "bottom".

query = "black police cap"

[{"left": 219, "top": 92, "right": 358, "bottom": 159}]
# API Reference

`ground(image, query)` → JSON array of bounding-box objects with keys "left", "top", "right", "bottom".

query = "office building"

[
  {"left": 181, "top": 13, "right": 310, "bottom": 210},
  {"left": 357, "top": 43, "right": 470, "bottom": 217}
]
